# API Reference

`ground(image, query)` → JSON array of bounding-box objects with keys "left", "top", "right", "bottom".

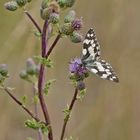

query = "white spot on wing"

[
  {"left": 82, "top": 49, "right": 87, "bottom": 55},
  {"left": 91, "top": 68, "right": 98, "bottom": 73},
  {"left": 83, "top": 39, "right": 90, "bottom": 44}
]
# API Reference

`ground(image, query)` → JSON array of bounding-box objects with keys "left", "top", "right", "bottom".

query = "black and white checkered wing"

[
  {"left": 85, "top": 60, "right": 119, "bottom": 82},
  {"left": 82, "top": 28, "right": 119, "bottom": 83},
  {"left": 82, "top": 28, "right": 101, "bottom": 62}
]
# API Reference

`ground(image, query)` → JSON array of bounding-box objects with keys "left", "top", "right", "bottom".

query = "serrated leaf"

[
  {"left": 21, "top": 95, "right": 28, "bottom": 106},
  {"left": 33, "top": 94, "right": 39, "bottom": 104},
  {"left": 25, "top": 119, "right": 50, "bottom": 135},
  {"left": 63, "top": 104, "right": 71, "bottom": 121},
  {"left": 44, "top": 79, "right": 56, "bottom": 96},
  {"left": 77, "top": 89, "right": 86, "bottom": 101},
  {"left": 34, "top": 31, "right": 42, "bottom": 38},
  {"left": 34, "top": 56, "right": 53, "bottom": 68}
]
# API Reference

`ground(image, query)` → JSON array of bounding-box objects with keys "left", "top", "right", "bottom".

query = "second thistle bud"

[
  {"left": 26, "top": 58, "right": 36, "bottom": 75},
  {"left": 70, "top": 32, "right": 83, "bottom": 43},
  {"left": 16, "top": 0, "right": 27, "bottom": 7},
  {"left": 61, "top": 23, "right": 73, "bottom": 35},
  {"left": 4, "top": 1, "right": 18, "bottom": 11},
  {"left": 64, "top": 10, "right": 76, "bottom": 23},
  {"left": 50, "top": 13, "right": 60, "bottom": 24}
]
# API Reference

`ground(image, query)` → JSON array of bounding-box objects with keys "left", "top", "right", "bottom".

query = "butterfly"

[{"left": 81, "top": 28, "right": 119, "bottom": 82}]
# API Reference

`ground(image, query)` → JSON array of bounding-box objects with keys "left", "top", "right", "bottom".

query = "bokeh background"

[{"left": 0, "top": 0, "right": 140, "bottom": 140}]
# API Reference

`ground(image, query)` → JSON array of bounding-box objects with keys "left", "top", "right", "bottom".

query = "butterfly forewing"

[
  {"left": 82, "top": 28, "right": 101, "bottom": 62},
  {"left": 82, "top": 28, "right": 119, "bottom": 83}
]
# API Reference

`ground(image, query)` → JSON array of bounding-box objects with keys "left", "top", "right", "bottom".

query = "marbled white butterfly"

[{"left": 81, "top": 28, "right": 119, "bottom": 82}]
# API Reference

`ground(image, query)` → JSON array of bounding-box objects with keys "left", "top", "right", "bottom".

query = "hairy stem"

[
  {"left": 45, "top": 33, "right": 61, "bottom": 58},
  {"left": 60, "top": 88, "right": 78, "bottom": 140},
  {"left": 38, "top": 20, "right": 53, "bottom": 140},
  {"left": 3, "top": 87, "right": 46, "bottom": 124},
  {"left": 24, "top": 11, "right": 42, "bottom": 33}
]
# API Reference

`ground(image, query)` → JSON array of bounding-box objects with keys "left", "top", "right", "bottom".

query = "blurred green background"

[{"left": 0, "top": 0, "right": 140, "bottom": 140}]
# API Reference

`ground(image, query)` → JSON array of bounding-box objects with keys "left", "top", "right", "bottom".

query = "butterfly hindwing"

[
  {"left": 85, "top": 60, "right": 119, "bottom": 82},
  {"left": 82, "top": 28, "right": 119, "bottom": 83},
  {"left": 82, "top": 28, "right": 100, "bottom": 62}
]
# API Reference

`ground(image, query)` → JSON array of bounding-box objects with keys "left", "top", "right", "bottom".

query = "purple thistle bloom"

[
  {"left": 69, "top": 58, "right": 88, "bottom": 76},
  {"left": 71, "top": 18, "right": 83, "bottom": 30}
]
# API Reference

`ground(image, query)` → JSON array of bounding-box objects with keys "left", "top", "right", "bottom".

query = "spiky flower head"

[
  {"left": 65, "top": 0, "right": 76, "bottom": 7},
  {"left": 77, "top": 81, "right": 86, "bottom": 90},
  {"left": 0, "top": 64, "right": 8, "bottom": 77},
  {"left": 64, "top": 10, "right": 76, "bottom": 23},
  {"left": 71, "top": 18, "right": 83, "bottom": 30},
  {"left": 61, "top": 23, "right": 73, "bottom": 35},
  {"left": 58, "top": 0, "right": 76, "bottom": 8},
  {"left": 69, "top": 58, "right": 89, "bottom": 81},
  {"left": 26, "top": 58, "right": 37, "bottom": 75},
  {"left": 70, "top": 32, "right": 83, "bottom": 43},
  {"left": 50, "top": 13, "right": 60, "bottom": 24},
  {"left": 16, "top": 0, "right": 27, "bottom": 7},
  {"left": 4, "top": 1, "right": 18, "bottom": 11}
]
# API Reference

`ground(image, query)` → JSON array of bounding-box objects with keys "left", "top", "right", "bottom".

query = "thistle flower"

[
  {"left": 4, "top": 1, "right": 18, "bottom": 11},
  {"left": 71, "top": 18, "right": 83, "bottom": 30},
  {"left": 69, "top": 58, "right": 89, "bottom": 81}
]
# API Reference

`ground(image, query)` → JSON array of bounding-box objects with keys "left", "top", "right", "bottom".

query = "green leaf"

[
  {"left": 77, "top": 89, "right": 86, "bottom": 101},
  {"left": 34, "top": 31, "right": 42, "bottom": 38},
  {"left": 25, "top": 119, "right": 50, "bottom": 135},
  {"left": 21, "top": 95, "right": 28, "bottom": 106},
  {"left": 63, "top": 104, "right": 71, "bottom": 121},
  {"left": 34, "top": 56, "right": 53, "bottom": 68},
  {"left": 33, "top": 94, "right": 39, "bottom": 104},
  {"left": 44, "top": 79, "right": 56, "bottom": 95}
]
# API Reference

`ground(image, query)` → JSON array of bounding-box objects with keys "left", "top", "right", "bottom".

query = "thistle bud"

[
  {"left": 26, "top": 58, "right": 36, "bottom": 75},
  {"left": 58, "top": 0, "right": 66, "bottom": 8},
  {"left": 70, "top": 32, "right": 83, "bottom": 43},
  {"left": 65, "top": 0, "right": 76, "bottom": 7},
  {"left": 50, "top": 13, "right": 60, "bottom": 24},
  {"left": 40, "top": 7, "right": 52, "bottom": 20},
  {"left": 64, "top": 10, "right": 76, "bottom": 23},
  {"left": 0, "top": 64, "right": 8, "bottom": 77},
  {"left": 77, "top": 81, "right": 86, "bottom": 90},
  {"left": 4, "top": 1, "right": 18, "bottom": 11},
  {"left": 19, "top": 70, "right": 28, "bottom": 79},
  {"left": 61, "top": 23, "right": 73, "bottom": 35},
  {"left": 41, "top": 0, "right": 49, "bottom": 9},
  {"left": 16, "top": 0, "right": 27, "bottom": 7},
  {"left": 27, "top": 0, "right": 32, "bottom": 3},
  {"left": 72, "top": 18, "right": 83, "bottom": 30}
]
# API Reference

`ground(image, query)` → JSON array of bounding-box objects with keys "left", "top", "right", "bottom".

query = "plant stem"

[
  {"left": 33, "top": 83, "right": 43, "bottom": 140},
  {"left": 38, "top": 20, "right": 53, "bottom": 140},
  {"left": 45, "top": 33, "right": 61, "bottom": 58},
  {"left": 3, "top": 87, "right": 46, "bottom": 124},
  {"left": 24, "top": 11, "right": 42, "bottom": 33},
  {"left": 60, "top": 88, "right": 78, "bottom": 140}
]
